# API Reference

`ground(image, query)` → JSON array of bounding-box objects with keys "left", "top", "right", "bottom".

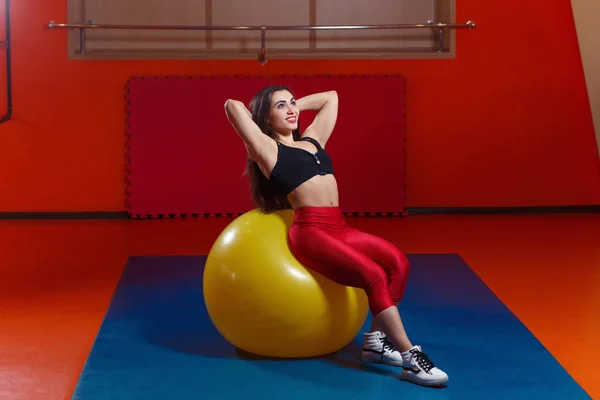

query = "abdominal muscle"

[{"left": 287, "top": 174, "right": 340, "bottom": 209}]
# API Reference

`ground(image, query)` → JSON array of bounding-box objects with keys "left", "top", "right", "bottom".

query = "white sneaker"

[
  {"left": 359, "top": 331, "right": 404, "bottom": 366},
  {"left": 400, "top": 345, "right": 449, "bottom": 387}
]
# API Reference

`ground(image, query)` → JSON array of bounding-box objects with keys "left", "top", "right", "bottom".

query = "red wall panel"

[{"left": 126, "top": 75, "right": 407, "bottom": 217}]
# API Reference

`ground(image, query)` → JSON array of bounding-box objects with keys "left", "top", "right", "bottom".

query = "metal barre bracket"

[{"left": 47, "top": 20, "right": 477, "bottom": 64}]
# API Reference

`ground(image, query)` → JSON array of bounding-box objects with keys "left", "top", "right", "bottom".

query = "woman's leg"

[
  {"left": 288, "top": 224, "right": 398, "bottom": 319},
  {"left": 288, "top": 223, "right": 449, "bottom": 386},
  {"left": 341, "top": 228, "right": 411, "bottom": 335},
  {"left": 342, "top": 228, "right": 410, "bottom": 304},
  {"left": 340, "top": 228, "right": 449, "bottom": 386},
  {"left": 289, "top": 223, "right": 412, "bottom": 351}
]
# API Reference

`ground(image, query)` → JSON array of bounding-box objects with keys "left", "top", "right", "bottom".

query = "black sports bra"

[{"left": 269, "top": 136, "right": 335, "bottom": 195}]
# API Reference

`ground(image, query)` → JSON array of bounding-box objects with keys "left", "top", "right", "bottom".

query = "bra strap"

[{"left": 299, "top": 136, "right": 322, "bottom": 149}]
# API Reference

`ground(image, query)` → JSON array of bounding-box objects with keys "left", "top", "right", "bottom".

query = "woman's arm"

[
  {"left": 224, "top": 99, "right": 273, "bottom": 162},
  {"left": 297, "top": 91, "right": 338, "bottom": 146},
  {"left": 296, "top": 91, "right": 337, "bottom": 112}
]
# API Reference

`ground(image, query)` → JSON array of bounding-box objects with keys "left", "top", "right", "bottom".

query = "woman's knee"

[
  {"left": 394, "top": 251, "right": 410, "bottom": 275},
  {"left": 384, "top": 249, "right": 410, "bottom": 303},
  {"left": 344, "top": 229, "right": 410, "bottom": 276},
  {"left": 380, "top": 245, "right": 410, "bottom": 279}
]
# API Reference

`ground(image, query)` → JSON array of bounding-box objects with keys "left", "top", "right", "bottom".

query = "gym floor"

[{"left": 1, "top": 212, "right": 598, "bottom": 399}]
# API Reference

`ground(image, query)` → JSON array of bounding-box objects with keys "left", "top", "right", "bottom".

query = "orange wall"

[{"left": 1, "top": 0, "right": 599, "bottom": 212}]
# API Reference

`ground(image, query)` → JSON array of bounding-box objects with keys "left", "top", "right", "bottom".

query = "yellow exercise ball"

[{"left": 203, "top": 208, "right": 369, "bottom": 358}]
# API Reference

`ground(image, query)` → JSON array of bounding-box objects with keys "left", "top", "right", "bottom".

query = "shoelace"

[
  {"left": 379, "top": 337, "right": 398, "bottom": 352},
  {"left": 410, "top": 349, "right": 436, "bottom": 373}
]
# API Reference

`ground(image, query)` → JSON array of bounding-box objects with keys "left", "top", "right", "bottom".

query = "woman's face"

[{"left": 267, "top": 90, "right": 299, "bottom": 133}]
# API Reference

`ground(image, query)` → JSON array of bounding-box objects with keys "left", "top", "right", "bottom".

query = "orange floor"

[{"left": 1, "top": 213, "right": 599, "bottom": 400}]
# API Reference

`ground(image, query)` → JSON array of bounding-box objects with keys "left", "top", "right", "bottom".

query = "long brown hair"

[{"left": 245, "top": 85, "right": 301, "bottom": 213}]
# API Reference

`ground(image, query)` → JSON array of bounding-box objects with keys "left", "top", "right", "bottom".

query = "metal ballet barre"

[{"left": 47, "top": 20, "right": 477, "bottom": 64}]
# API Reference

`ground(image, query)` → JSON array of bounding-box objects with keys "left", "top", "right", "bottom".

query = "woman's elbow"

[
  {"left": 224, "top": 99, "right": 236, "bottom": 110},
  {"left": 224, "top": 99, "right": 241, "bottom": 115},
  {"left": 326, "top": 91, "right": 338, "bottom": 106},
  {"left": 327, "top": 90, "right": 338, "bottom": 103}
]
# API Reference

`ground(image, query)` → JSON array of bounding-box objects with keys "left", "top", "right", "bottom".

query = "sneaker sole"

[
  {"left": 359, "top": 352, "right": 404, "bottom": 367},
  {"left": 400, "top": 373, "right": 449, "bottom": 387}
]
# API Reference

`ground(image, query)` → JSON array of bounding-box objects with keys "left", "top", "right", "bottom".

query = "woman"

[{"left": 224, "top": 85, "right": 448, "bottom": 387}]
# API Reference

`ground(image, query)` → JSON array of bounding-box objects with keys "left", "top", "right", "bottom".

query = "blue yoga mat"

[{"left": 71, "top": 254, "right": 591, "bottom": 399}]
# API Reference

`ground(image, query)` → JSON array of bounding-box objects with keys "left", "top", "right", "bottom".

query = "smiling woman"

[
  {"left": 223, "top": 85, "right": 449, "bottom": 387},
  {"left": 225, "top": 86, "right": 339, "bottom": 212}
]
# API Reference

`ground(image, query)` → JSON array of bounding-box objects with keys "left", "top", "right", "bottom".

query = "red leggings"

[{"left": 288, "top": 206, "right": 410, "bottom": 316}]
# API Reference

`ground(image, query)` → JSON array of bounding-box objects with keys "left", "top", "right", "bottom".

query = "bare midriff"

[{"left": 287, "top": 174, "right": 340, "bottom": 209}]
